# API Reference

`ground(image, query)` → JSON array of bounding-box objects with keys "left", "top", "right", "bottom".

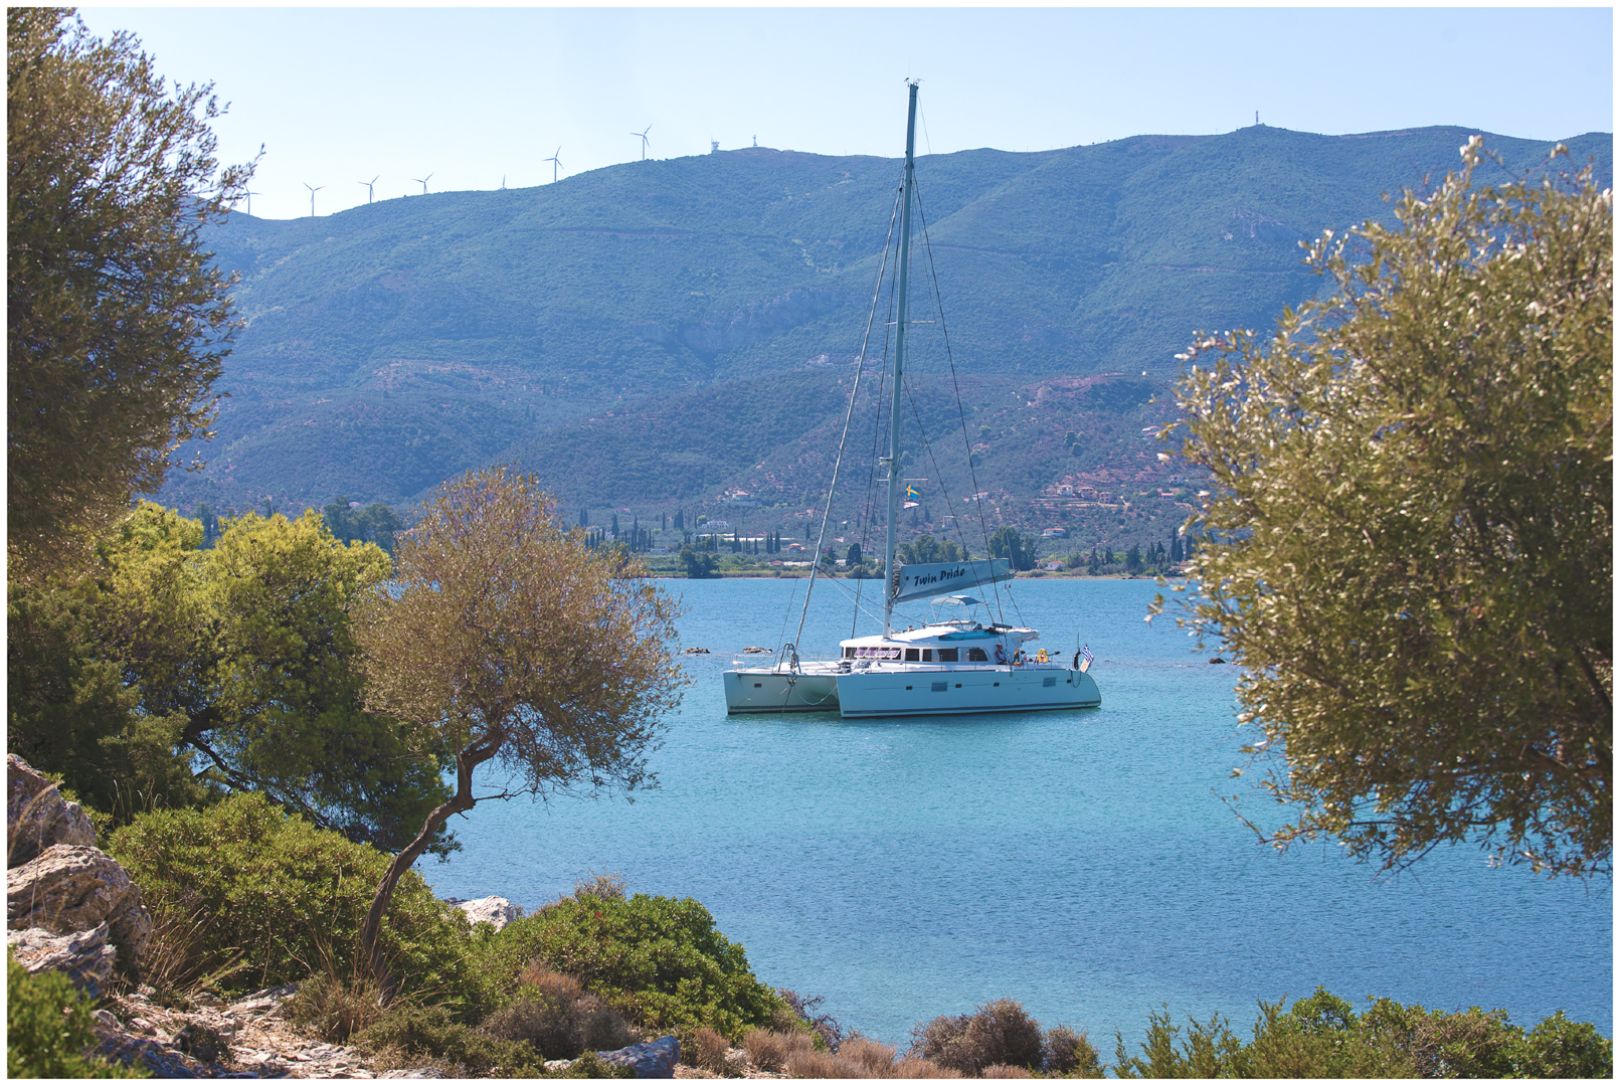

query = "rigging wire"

[
  {"left": 851, "top": 234, "right": 900, "bottom": 639},
  {"left": 790, "top": 182, "right": 904, "bottom": 659},
  {"left": 911, "top": 174, "right": 1014, "bottom": 629}
]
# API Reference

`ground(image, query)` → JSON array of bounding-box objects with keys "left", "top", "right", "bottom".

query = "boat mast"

[{"left": 882, "top": 81, "right": 919, "bottom": 639}]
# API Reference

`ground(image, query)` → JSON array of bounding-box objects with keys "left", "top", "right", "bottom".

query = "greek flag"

[{"left": 1080, "top": 644, "right": 1095, "bottom": 673}]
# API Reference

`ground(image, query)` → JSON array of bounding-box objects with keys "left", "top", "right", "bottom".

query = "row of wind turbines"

[{"left": 261, "top": 125, "right": 657, "bottom": 217}]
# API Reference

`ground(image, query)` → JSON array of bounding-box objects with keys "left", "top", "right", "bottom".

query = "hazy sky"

[{"left": 79, "top": 5, "right": 1614, "bottom": 221}]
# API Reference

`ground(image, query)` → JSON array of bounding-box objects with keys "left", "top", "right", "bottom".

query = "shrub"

[
  {"left": 7, "top": 953, "right": 145, "bottom": 1078},
  {"left": 685, "top": 1026, "right": 734, "bottom": 1075},
  {"left": 286, "top": 971, "right": 385, "bottom": 1044},
  {"left": 481, "top": 966, "right": 632, "bottom": 1058},
  {"left": 912, "top": 1000, "right": 1044, "bottom": 1076},
  {"left": 1514, "top": 1012, "right": 1614, "bottom": 1078},
  {"left": 744, "top": 1026, "right": 812, "bottom": 1071},
  {"left": 108, "top": 794, "right": 478, "bottom": 1008},
  {"left": 778, "top": 987, "right": 845, "bottom": 1050},
  {"left": 485, "top": 882, "right": 782, "bottom": 1037},
  {"left": 1043, "top": 1025, "right": 1103, "bottom": 1078},
  {"left": 891, "top": 1057, "right": 966, "bottom": 1079},
  {"left": 355, "top": 1003, "right": 549, "bottom": 1078},
  {"left": 1113, "top": 1008, "right": 1238, "bottom": 1078},
  {"left": 785, "top": 1046, "right": 867, "bottom": 1078},
  {"left": 838, "top": 1035, "right": 900, "bottom": 1075}
]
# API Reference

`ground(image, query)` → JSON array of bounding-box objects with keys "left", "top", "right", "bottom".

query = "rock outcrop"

[
  {"left": 9, "top": 922, "right": 117, "bottom": 990},
  {"left": 6, "top": 755, "right": 150, "bottom": 995},
  {"left": 601, "top": 1034, "right": 681, "bottom": 1078},
  {"left": 449, "top": 894, "right": 524, "bottom": 931},
  {"left": 7, "top": 753, "right": 97, "bottom": 866},
  {"left": 8, "top": 842, "right": 152, "bottom": 972}
]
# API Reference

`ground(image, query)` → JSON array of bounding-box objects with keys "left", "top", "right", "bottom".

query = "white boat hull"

[
  {"left": 725, "top": 662, "right": 1100, "bottom": 718},
  {"left": 723, "top": 668, "right": 841, "bottom": 713},
  {"left": 832, "top": 665, "right": 1100, "bottom": 718}
]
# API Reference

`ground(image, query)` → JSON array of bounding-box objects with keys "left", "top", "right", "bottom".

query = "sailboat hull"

[
  {"left": 723, "top": 669, "right": 841, "bottom": 713},
  {"left": 725, "top": 662, "right": 1101, "bottom": 718},
  {"left": 832, "top": 666, "right": 1100, "bottom": 719}
]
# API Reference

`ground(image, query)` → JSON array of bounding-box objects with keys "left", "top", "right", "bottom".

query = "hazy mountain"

[{"left": 167, "top": 125, "right": 1610, "bottom": 545}]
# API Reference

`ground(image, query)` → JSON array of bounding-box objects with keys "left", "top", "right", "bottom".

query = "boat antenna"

[{"left": 881, "top": 79, "right": 920, "bottom": 639}]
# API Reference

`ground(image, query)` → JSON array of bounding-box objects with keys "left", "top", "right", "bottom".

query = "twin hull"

[{"left": 724, "top": 665, "right": 1101, "bottom": 718}]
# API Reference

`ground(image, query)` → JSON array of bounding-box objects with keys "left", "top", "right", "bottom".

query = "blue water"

[{"left": 421, "top": 578, "right": 1612, "bottom": 1049}]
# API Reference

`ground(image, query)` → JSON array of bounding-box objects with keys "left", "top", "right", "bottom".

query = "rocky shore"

[{"left": 6, "top": 754, "right": 696, "bottom": 1079}]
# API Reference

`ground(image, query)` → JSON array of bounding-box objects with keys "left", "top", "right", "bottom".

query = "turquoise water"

[{"left": 421, "top": 578, "right": 1612, "bottom": 1049}]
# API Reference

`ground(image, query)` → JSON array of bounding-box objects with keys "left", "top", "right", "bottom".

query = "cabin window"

[
  {"left": 904, "top": 648, "right": 920, "bottom": 662},
  {"left": 938, "top": 648, "right": 959, "bottom": 662},
  {"left": 931, "top": 681, "right": 948, "bottom": 692},
  {"left": 922, "top": 649, "right": 934, "bottom": 661},
  {"left": 967, "top": 648, "right": 988, "bottom": 662},
  {"left": 1043, "top": 676, "right": 1057, "bottom": 688},
  {"left": 886, "top": 647, "right": 902, "bottom": 660},
  {"left": 843, "top": 647, "right": 855, "bottom": 659}
]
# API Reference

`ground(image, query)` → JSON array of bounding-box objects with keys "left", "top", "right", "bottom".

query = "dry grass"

[
  {"left": 838, "top": 1036, "right": 900, "bottom": 1075},
  {"left": 745, "top": 1027, "right": 813, "bottom": 1071},
  {"left": 980, "top": 1067, "right": 1033, "bottom": 1079},
  {"left": 286, "top": 971, "right": 384, "bottom": 1044},
  {"left": 140, "top": 901, "right": 249, "bottom": 1002},
  {"left": 892, "top": 1056, "right": 966, "bottom": 1078},
  {"left": 749, "top": 1031, "right": 968, "bottom": 1079},
  {"left": 687, "top": 1026, "right": 734, "bottom": 1075}
]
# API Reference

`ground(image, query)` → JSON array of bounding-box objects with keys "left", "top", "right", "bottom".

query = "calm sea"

[{"left": 421, "top": 578, "right": 1612, "bottom": 1049}]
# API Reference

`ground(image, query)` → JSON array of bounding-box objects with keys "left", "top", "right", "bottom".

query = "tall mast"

[{"left": 883, "top": 81, "right": 919, "bottom": 639}]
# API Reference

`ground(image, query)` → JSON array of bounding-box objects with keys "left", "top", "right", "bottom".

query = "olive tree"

[
  {"left": 1165, "top": 139, "right": 1611, "bottom": 876},
  {"left": 354, "top": 467, "right": 684, "bottom": 990},
  {"left": 8, "top": 9, "right": 252, "bottom": 580}
]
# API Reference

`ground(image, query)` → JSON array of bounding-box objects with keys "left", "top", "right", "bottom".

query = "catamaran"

[{"left": 722, "top": 82, "right": 1102, "bottom": 719}]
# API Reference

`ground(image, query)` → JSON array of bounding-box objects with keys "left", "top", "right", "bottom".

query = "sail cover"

[{"left": 892, "top": 559, "right": 1013, "bottom": 603}]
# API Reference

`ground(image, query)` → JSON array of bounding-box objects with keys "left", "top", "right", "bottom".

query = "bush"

[
  {"left": 685, "top": 1026, "right": 734, "bottom": 1074},
  {"left": 285, "top": 971, "right": 385, "bottom": 1044},
  {"left": 1514, "top": 1012, "right": 1614, "bottom": 1078},
  {"left": 355, "top": 1003, "right": 550, "bottom": 1078},
  {"left": 485, "top": 882, "right": 782, "bottom": 1037},
  {"left": 911, "top": 1000, "right": 1044, "bottom": 1076},
  {"left": 744, "top": 1027, "right": 812, "bottom": 1071},
  {"left": 7, "top": 954, "right": 145, "bottom": 1078},
  {"left": 838, "top": 1035, "right": 900, "bottom": 1075},
  {"left": 777, "top": 987, "right": 844, "bottom": 1049},
  {"left": 1043, "top": 1025, "right": 1103, "bottom": 1078},
  {"left": 480, "top": 966, "right": 632, "bottom": 1058},
  {"left": 108, "top": 793, "right": 478, "bottom": 1008}
]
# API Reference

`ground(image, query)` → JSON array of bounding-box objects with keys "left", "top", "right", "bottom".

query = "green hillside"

[{"left": 167, "top": 125, "right": 1611, "bottom": 549}]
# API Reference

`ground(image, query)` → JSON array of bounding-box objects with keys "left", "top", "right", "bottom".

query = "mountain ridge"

[{"left": 167, "top": 124, "right": 1612, "bottom": 548}]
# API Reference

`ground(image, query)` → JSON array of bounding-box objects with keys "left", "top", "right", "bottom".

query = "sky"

[{"left": 78, "top": 5, "right": 1615, "bottom": 221}]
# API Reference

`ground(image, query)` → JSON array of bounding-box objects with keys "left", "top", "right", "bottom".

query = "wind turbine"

[
  {"left": 241, "top": 190, "right": 260, "bottom": 215},
  {"left": 631, "top": 125, "right": 651, "bottom": 160},
  {"left": 546, "top": 146, "right": 564, "bottom": 183},
  {"left": 303, "top": 182, "right": 324, "bottom": 217},
  {"left": 357, "top": 175, "right": 379, "bottom": 204},
  {"left": 411, "top": 173, "right": 433, "bottom": 195}
]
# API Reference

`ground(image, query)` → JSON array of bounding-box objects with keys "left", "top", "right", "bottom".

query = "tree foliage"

[
  {"left": 7, "top": 503, "right": 454, "bottom": 851},
  {"left": 353, "top": 467, "right": 684, "bottom": 991},
  {"left": 1167, "top": 139, "right": 1611, "bottom": 875},
  {"left": 7, "top": 9, "right": 252, "bottom": 579}
]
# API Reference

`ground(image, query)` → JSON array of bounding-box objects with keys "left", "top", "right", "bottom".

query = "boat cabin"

[{"left": 835, "top": 595, "right": 1051, "bottom": 668}]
